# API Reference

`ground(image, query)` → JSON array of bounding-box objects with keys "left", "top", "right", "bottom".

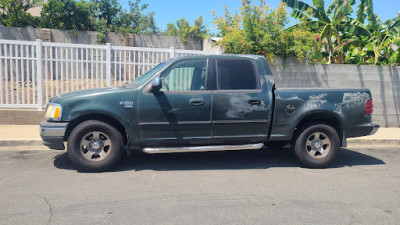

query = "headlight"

[{"left": 45, "top": 103, "right": 63, "bottom": 121}]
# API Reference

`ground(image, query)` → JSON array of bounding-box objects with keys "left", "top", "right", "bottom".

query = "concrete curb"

[
  {"left": 0, "top": 139, "right": 398, "bottom": 151},
  {"left": 347, "top": 139, "right": 400, "bottom": 146}
]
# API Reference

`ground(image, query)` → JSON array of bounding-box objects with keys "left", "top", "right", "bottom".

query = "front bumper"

[{"left": 40, "top": 120, "right": 69, "bottom": 150}]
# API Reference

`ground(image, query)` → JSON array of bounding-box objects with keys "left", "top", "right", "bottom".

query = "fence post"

[
  {"left": 169, "top": 47, "right": 175, "bottom": 58},
  {"left": 36, "top": 39, "right": 43, "bottom": 110},
  {"left": 106, "top": 43, "right": 111, "bottom": 87}
]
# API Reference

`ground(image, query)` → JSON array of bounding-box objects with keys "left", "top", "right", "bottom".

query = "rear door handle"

[
  {"left": 248, "top": 98, "right": 261, "bottom": 105},
  {"left": 190, "top": 98, "right": 205, "bottom": 106}
]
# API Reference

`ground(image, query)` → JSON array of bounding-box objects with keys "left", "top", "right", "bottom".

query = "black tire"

[
  {"left": 293, "top": 123, "right": 339, "bottom": 168},
  {"left": 67, "top": 120, "right": 124, "bottom": 172}
]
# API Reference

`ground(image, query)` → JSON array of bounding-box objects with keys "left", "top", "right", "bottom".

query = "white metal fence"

[{"left": 0, "top": 39, "right": 219, "bottom": 109}]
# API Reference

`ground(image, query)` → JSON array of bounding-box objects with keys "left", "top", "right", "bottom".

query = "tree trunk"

[
  {"left": 374, "top": 46, "right": 379, "bottom": 65},
  {"left": 374, "top": 51, "right": 379, "bottom": 65},
  {"left": 336, "top": 32, "right": 344, "bottom": 64},
  {"left": 328, "top": 37, "right": 333, "bottom": 64}
]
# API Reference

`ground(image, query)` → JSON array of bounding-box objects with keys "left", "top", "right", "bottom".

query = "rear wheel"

[
  {"left": 293, "top": 124, "right": 339, "bottom": 168},
  {"left": 67, "top": 120, "right": 124, "bottom": 172}
]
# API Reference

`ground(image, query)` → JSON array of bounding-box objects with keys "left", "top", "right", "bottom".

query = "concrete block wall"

[
  {"left": 0, "top": 26, "right": 202, "bottom": 50},
  {"left": 134, "top": 35, "right": 202, "bottom": 50},
  {"left": 0, "top": 26, "right": 41, "bottom": 41},
  {"left": 271, "top": 57, "right": 400, "bottom": 127},
  {"left": 0, "top": 109, "right": 44, "bottom": 125}
]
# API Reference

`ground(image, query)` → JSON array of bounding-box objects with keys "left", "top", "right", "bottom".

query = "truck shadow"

[{"left": 54, "top": 148, "right": 385, "bottom": 172}]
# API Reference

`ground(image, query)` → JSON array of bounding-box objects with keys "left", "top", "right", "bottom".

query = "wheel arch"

[
  {"left": 64, "top": 113, "right": 128, "bottom": 145},
  {"left": 292, "top": 110, "right": 344, "bottom": 146}
]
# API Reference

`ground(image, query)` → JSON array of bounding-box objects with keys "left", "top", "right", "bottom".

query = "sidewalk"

[
  {"left": 0, "top": 125, "right": 50, "bottom": 150},
  {"left": 0, "top": 125, "right": 399, "bottom": 150}
]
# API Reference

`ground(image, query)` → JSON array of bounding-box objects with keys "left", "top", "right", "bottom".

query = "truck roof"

[{"left": 174, "top": 54, "right": 265, "bottom": 60}]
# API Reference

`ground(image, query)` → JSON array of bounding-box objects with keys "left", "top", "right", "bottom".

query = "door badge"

[{"left": 120, "top": 101, "right": 134, "bottom": 108}]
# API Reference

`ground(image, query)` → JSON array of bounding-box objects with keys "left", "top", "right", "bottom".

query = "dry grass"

[{"left": 1, "top": 78, "right": 126, "bottom": 105}]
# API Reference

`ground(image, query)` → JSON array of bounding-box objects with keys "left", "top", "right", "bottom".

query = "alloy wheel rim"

[
  {"left": 305, "top": 132, "right": 331, "bottom": 159},
  {"left": 80, "top": 131, "right": 112, "bottom": 162}
]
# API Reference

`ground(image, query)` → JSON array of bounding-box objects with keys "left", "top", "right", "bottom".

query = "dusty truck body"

[{"left": 40, "top": 55, "right": 378, "bottom": 171}]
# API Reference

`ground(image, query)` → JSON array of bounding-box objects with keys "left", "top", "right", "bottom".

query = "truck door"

[
  {"left": 137, "top": 58, "right": 212, "bottom": 144},
  {"left": 211, "top": 57, "right": 270, "bottom": 143}
]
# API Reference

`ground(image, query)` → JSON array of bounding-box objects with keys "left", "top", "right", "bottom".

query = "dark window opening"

[{"left": 217, "top": 59, "right": 257, "bottom": 90}]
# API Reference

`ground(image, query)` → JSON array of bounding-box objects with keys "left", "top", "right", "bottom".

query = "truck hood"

[{"left": 53, "top": 87, "right": 123, "bottom": 101}]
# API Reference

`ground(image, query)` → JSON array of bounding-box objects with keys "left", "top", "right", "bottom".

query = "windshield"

[{"left": 125, "top": 62, "right": 167, "bottom": 88}]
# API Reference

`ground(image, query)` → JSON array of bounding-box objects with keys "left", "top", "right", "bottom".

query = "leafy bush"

[
  {"left": 164, "top": 16, "right": 208, "bottom": 44},
  {"left": 213, "top": 0, "right": 322, "bottom": 63},
  {"left": 0, "top": 0, "right": 40, "bottom": 27}
]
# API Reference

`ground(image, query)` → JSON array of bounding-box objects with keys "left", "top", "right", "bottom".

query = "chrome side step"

[{"left": 143, "top": 143, "right": 263, "bottom": 154}]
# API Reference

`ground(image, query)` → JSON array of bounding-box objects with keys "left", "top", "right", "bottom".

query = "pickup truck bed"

[{"left": 271, "top": 88, "right": 377, "bottom": 141}]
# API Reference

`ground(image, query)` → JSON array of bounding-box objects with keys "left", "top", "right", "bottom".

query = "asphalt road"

[{"left": 0, "top": 147, "right": 399, "bottom": 225}]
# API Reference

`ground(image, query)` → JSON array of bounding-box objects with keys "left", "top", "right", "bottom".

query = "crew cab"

[{"left": 40, "top": 55, "right": 379, "bottom": 171}]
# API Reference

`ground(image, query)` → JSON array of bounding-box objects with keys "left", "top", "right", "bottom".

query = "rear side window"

[{"left": 217, "top": 59, "right": 258, "bottom": 90}]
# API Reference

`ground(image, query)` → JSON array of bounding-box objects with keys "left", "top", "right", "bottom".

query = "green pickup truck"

[{"left": 40, "top": 55, "right": 379, "bottom": 171}]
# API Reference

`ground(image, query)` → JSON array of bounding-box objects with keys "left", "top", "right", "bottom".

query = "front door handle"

[
  {"left": 248, "top": 98, "right": 261, "bottom": 105},
  {"left": 190, "top": 98, "right": 205, "bottom": 106}
]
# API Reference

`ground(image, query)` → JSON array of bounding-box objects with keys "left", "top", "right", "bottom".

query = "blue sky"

[{"left": 119, "top": 0, "right": 400, "bottom": 34}]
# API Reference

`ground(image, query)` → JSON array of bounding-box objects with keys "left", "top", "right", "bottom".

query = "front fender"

[{"left": 52, "top": 88, "right": 139, "bottom": 144}]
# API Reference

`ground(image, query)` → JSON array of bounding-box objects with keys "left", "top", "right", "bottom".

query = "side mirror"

[{"left": 151, "top": 76, "right": 162, "bottom": 92}]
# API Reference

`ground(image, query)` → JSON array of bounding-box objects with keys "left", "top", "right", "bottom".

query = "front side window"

[
  {"left": 126, "top": 61, "right": 168, "bottom": 88},
  {"left": 160, "top": 59, "right": 207, "bottom": 91},
  {"left": 217, "top": 59, "right": 258, "bottom": 90}
]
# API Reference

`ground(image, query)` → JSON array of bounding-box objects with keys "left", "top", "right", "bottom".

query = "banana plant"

[
  {"left": 352, "top": 0, "right": 400, "bottom": 65},
  {"left": 283, "top": 0, "right": 369, "bottom": 64}
]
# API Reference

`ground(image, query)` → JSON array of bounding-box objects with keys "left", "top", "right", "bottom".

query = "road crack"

[{"left": 33, "top": 193, "right": 53, "bottom": 225}]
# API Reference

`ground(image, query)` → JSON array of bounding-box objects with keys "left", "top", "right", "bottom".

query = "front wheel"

[
  {"left": 293, "top": 124, "right": 339, "bottom": 168},
  {"left": 67, "top": 120, "right": 124, "bottom": 172}
]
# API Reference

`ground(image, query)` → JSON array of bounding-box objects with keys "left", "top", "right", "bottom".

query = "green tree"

[
  {"left": 94, "top": 0, "right": 158, "bottom": 43},
  {"left": 40, "top": 0, "right": 96, "bottom": 31},
  {"left": 346, "top": 0, "right": 400, "bottom": 65},
  {"left": 94, "top": 0, "right": 120, "bottom": 26},
  {"left": 283, "top": 0, "right": 369, "bottom": 64},
  {"left": 242, "top": 0, "right": 291, "bottom": 59},
  {"left": 213, "top": 0, "right": 322, "bottom": 62},
  {"left": 165, "top": 22, "right": 178, "bottom": 35},
  {"left": 191, "top": 16, "right": 208, "bottom": 41},
  {"left": 114, "top": 0, "right": 157, "bottom": 34},
  {"left": 0, "top": 0, "right": 40, "bottom": 27},
  {"left": 212, "top": 5, "right": 239, "bottom": 37},
  {"left": 164, "top": 16, "right": 208, "bottom": 44},
  {"left": 213, "top": 6, "right": 250, "bottom": 54},
  {"left": 289, "top": 24, "right": 324, "bottom": 62},
  {"left": 96, "top": 17, "right": 108, "bottom": 44}
]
